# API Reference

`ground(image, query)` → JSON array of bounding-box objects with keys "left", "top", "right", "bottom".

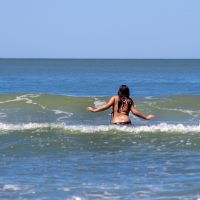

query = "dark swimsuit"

[
  {"left": 111, "top": 110, "right": 132, "bottom": 125},
  {"left": 113, "top": 121, "right": 132, "bottom": 125}
]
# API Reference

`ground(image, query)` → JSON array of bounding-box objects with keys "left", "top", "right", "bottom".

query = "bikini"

[
  {"left": 113, "top": 121, "right": 132, "bottom": 125},
  {"left": 111, "top": 109, "right": 132, "bottom": 125}
]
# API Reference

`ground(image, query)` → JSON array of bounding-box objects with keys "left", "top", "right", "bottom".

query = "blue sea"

[{"left": 0, "top": 59, "right": 200, "bottom": 199}]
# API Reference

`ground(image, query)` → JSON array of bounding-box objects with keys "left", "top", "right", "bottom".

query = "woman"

[{"left": 87, "top": 85, "right": 155, "bottom": 125}]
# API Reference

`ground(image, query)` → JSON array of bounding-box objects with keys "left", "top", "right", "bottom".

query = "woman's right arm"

[
  {"left": 87, "top": 96, "right": 115, "bottom": 112},
  {"left": 131, "top": 105, "right": 155, "bottom": 120}
]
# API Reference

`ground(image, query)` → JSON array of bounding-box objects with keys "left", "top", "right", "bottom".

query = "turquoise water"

[{"left": 0, "top": 59, "right": 200, "bottom": 199}]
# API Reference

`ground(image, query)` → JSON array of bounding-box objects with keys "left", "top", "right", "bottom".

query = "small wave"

[{"left": 0, "top": 122, "right": 200, "bottom": 134}]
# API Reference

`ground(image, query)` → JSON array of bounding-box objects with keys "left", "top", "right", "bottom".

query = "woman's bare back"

[{"left": 112, "top": 96, "right": 132, "bottom": 124}]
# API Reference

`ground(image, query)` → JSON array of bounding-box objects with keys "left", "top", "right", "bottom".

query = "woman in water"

[{"left": 87, "top": 85, "right": 155, "bottom": 125}]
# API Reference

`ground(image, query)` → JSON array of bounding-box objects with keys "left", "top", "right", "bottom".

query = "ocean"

[{"left": 0, "top": 59, "right": 200, "bottom": 199}]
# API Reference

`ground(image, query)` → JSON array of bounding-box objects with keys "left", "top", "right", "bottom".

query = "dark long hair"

[{"left": 117, "top": 85, "right": 133, "bottom": 112}]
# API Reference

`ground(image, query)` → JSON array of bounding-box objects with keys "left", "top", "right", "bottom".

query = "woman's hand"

[
  {"left": 145, "top": 114, "right": 155, "bottom": 120},
  {"left": 87, "top": 107, "right": 95, "bottom": 112}
]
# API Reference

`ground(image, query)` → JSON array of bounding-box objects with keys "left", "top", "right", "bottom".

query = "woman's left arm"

[{"left": 131, "top": 105, "right": 155, "bottom": 120}]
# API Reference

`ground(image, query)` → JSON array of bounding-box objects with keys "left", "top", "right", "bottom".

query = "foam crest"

[
  {"left": 0, "top": 122, "right": 200, "bottom": 134},
  {"left": 0, "top": 94, "right": 40, "bottom": 104},
  {"left": 3, "top": 184, "right": 22, "bottom": 191}
]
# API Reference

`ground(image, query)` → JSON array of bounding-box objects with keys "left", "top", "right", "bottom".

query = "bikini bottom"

[{"left": 113, "top": 121, "right": 132, "bottom": 125}]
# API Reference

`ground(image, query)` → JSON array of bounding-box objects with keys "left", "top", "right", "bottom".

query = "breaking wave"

[{"left": 0, "top": 122, "right": 200, "bottom": 134}]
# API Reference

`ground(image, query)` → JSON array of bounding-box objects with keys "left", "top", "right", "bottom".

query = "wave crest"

[{"left": 0, "top": 122, "right": 200, "bottom": 134}]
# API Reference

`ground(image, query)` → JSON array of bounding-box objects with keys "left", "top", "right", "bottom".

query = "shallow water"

[{"left": 1, "top": 129, "right": 200, "bottom": 199}]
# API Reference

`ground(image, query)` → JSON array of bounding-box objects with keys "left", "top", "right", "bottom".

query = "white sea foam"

[
  {"left": 0, "top": 112, "right": 7, "bottom": 118},
  {"left": 0, "top": 94, "right": 40, "bottom": 105},
  {"left": 161, "top": 107, "right": 200, "bottom": 116},
  {"left": 70, "top": 196, "right": 84, "bottom": 200},
  {"left": 94, "top": 98, "right": 106, "bottom": 108},
  {"left": 52, "top": 109, "right": 73, "bottom": 117},
  {"left": 51, "top": 109, "right": 74, "bottom": 122},
  {"left": 62, "top": 187, "right": 71, "bottom": 192},
  {"left": 3, "top": 184, "right": 22, "bottom": 191},
  {"left": 0, "top": 122, "right": 200, "bottom": 134},
  {"left": 149, "top": 103, "right": 200, "bottom": 117},
  {"left": 144, "top": 96, "right": 154, "bottom": 100}
]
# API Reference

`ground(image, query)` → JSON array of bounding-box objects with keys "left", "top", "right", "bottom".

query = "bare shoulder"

[
  {"left": 111, "top": 96, "right": 118, "bottom": 101},
  {"left": 107, "top": 96, "right": 118, "bottom": 104}
]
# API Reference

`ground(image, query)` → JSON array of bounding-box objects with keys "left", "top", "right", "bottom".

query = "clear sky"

[{"left": 0, "top": 0, "right": 200, "bottom": 58}]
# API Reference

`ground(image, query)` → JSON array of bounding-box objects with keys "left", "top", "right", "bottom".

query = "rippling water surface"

[{"left": 0, "top": 59, "right": 200, "bottom": 199}]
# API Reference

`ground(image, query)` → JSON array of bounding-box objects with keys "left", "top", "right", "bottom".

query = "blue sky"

[{"left": 0, "top": 0, "right": 200, "bottom": 58}]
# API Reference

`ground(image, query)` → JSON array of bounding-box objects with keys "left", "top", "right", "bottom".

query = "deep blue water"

[{"left": 0, "top": 59, "right": 200, "bottom": 96}]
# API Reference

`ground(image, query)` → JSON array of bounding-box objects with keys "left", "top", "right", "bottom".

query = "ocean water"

[{"left": 0, "top": 59, "right": 200, "bottom": 199}]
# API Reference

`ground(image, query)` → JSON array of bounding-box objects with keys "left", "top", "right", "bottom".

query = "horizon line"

[{"left": 0, "top": 57, "right": 200, "bottom": 60}]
